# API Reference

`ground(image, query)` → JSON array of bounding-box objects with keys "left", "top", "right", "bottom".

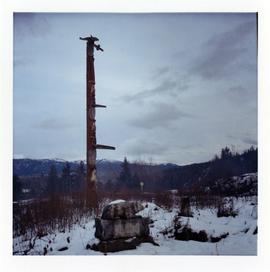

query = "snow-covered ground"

[{"left": 13, "top": 196, "right": 257, "bottom": 255}]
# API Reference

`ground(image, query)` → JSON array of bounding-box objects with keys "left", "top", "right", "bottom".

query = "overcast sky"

[{"left": 13, "top": 13, "right": 257, "bottom": 165}]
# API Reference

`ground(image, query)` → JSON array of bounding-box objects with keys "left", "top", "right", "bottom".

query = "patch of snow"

[
  {"left": 52, "top": 158, "right": 67, "bottom": 162},
  {"left": 13, "top": 196, "right": 257, "bottom": 255},
  {"left": 108, "top": 199, "right": 126, "bottom": 205}
]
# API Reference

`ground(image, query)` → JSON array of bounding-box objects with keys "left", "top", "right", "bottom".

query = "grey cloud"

[
  {"left": 14, "top": 58, "right": 27, "bottom": 67},
  {"left": 126, "top": 139, "right": 168, "bottom": 157},
  {"left": 227, "top": 85, "right": 247, "bottom": 100},
  {"left": 126, "top": 138, "right": 204, "bottom": 164},
  {"left": 14, "top": 13, "right": 51, "bottom": 39},
  {"left": 190, "top": 20, "right": 256, "bottom": 80},
  {"left": 226, "top": 134, "right": 237, "bottom": 140},
  {"left": 128, "top": 102, "right": 193, "bottom": 129},
  {"left": 33, "top": 118, "right": 78, "bottom": 131},
  {"left": 151, "top": 66, "right": 170, "bottom": 79},
  {"left": 242, "top": 137, "right": 257, "bottom": 146},
  {"left": 191, "top": 47, "right": 245, "bottom": 79},
  {"left": 123, "top": 77, "right": 189, "bottom": 103},
  {"left": 206, "top": 21, "right": 255, "bottom": 49},
  {"left": 238, "top": 62, "right": 257, "bottom": 73},
  {"left": 229, "top": 85, "right": 246, "bottom": 93},
  {"left": 227, "top": 134, "right": 257, "bottom": 147},
  {"left": 180, "top": 143, "right": 203, "bottom": 150},
  {"left": 13, "top": 13, "right": 257, "bottom": 164},
  {"left": 14, "top": 57, "right": 33, "bottom": 67},
  {"left": 226, "top": 85, "right": 257, "bottom": 104},
  {"left": 125, "top": 20, "right": 256, "bottom": 104},
  {"left": 13, "top": 154, "right": 25, "bottom": 159}
]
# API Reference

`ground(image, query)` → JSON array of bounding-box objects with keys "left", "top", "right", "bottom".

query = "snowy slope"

[{"left": 13, "top": 197, "right": 257, "bottom": 255}]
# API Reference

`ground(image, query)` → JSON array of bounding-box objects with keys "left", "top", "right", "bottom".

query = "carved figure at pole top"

[{"left": 80, "top": 35, "right": 104, "bottom": 51}]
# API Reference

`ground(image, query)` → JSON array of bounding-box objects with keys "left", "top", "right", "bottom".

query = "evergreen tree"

[
  {"left": 105, "top": 179, "right": 114, "bottom": 192},
  {"left": 48, "top": 164, "right": 57, "bottom": 199},
  {"left": 220, "top": 146, "right": 232, "bottom": 160},
  {"left": 13, "top": 175, "right": 22, "bottom": 201},
  {"left": 132, "top": 173, "right": 140, "bottom": 190},
  {"left": 76, "top": 161, "right": 85, "bottom": 191},
  {"left": 62, "top": 162, "right": 71, "bottom": 178},
  {"left": 118, "top": 157, "right": 132, "bottom": 189},
  {"left": 62, "top": 162, "right": 71, "bottom": 194},
  {"left": 76, "top": 161, "right": 85, "bottom": 177}
]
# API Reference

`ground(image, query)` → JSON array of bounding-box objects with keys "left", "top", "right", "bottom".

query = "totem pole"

[{"left": 80, "top": 35, "right": 115, "bottom": 208}]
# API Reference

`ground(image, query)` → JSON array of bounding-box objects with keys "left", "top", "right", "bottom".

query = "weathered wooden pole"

[{"left": 80, "top": 35, "right": 115, "bottom": 209}]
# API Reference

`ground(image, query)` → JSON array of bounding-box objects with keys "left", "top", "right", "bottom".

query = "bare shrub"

[
  {"left": 178, "top": 197, "right": 193, "bottom": 217},
  {"left": 13, "top": 191, "right": 95, "bottom": 238},
  {"left": 217, "top": 198, "right": 238, "bottom": 217},
  {"left": 155, "top": 191, "right": 174, "bottom": 210},
  {"left": 174, "top": 221, "right": 208, "bottom": 242}
]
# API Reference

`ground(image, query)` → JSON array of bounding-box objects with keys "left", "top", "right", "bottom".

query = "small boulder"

[
  {"left": 58, "top": 246, "right": 68, "bottom": 251},
  {"left": 174, "top": 225, "right": 208, "bottom": 242},
  {"left": 210, "top": 232, "right": 229, "bottom": 243},
  {"left": 251, "top": 205, "right": 257, "bottom": 219}
]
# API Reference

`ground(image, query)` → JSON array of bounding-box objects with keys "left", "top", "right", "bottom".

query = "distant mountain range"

[
  {"left": 13, "top": 158, "right": 178, "bottom": 183},
  {"left": 13, "top": 158, "right": 119, "bottom": 180},
  {"left": 13, "top": 147, "right": 257, "bottom": 191}
]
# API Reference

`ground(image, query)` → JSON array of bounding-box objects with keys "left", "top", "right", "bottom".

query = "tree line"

[{"left": 13, "top": 146, "right": 258, "bottom": 201}]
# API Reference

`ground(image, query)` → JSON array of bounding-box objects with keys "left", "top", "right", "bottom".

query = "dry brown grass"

[{"left": 13, "top": 191, "right": 95, "bottom": 237}]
